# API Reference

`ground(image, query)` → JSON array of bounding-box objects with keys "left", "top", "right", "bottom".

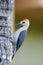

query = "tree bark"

[{"left": 0, "top": 0, "right": 14, "bottom": 65}]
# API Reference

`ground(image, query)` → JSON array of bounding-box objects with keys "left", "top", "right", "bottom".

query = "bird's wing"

[
  {"left": 10, "top": 30, "right": 26, "bottom": 59},
  {"left": 16, "top": 30, "right": 27, "bottom": 51}
]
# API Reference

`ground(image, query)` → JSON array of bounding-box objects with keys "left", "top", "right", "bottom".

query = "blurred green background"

[{"left": 13, "top": 0, "right": 43, "bottom": 65}]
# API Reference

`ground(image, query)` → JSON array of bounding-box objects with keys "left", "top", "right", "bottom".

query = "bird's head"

[{"left": 16, "top": 19, "right": 30, "bottom": 27}]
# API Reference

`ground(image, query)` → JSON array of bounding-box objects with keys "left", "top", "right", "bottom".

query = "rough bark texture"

[{"left": 0, "top": 0, "right": 14, "bottom": 65}]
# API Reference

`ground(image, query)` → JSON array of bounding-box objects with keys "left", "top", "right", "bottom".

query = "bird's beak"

[{"left": 16, "top": 23, "right": 22, "bottom": 26}]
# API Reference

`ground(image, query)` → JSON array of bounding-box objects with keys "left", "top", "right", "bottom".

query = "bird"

[{"left": 10, "top": 19, "right": 30, "bottom": 59}]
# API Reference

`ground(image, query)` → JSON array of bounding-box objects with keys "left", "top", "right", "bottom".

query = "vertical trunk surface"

[{"left": 0, "top": 0, "right": 14, "bottom": 65}]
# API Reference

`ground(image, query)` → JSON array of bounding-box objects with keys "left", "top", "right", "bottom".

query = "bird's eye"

[{"left": 23, "top": 22, "right": 25, "bottom": 23}]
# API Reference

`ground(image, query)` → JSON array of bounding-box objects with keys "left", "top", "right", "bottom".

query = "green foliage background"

[{"left": 13, "top": 8, "right": 43, "bottom": 65}]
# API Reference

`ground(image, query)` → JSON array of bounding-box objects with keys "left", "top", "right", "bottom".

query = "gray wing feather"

[{"left": 16, "top": 30, "right": 27, "bottom": 51}]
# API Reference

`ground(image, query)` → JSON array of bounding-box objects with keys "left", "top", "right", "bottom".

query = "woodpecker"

[{"left": 10, "top": 19, "right": 30, "bottom": 59}]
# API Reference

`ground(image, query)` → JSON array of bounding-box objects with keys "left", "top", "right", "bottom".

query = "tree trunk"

[{"left": 0, "top": 0, "right": 14, "bottom": 65}]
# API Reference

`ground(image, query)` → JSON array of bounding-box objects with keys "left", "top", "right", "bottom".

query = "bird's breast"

[{"left": 13, "top": 30, "right": 21, "bottom": 44}]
